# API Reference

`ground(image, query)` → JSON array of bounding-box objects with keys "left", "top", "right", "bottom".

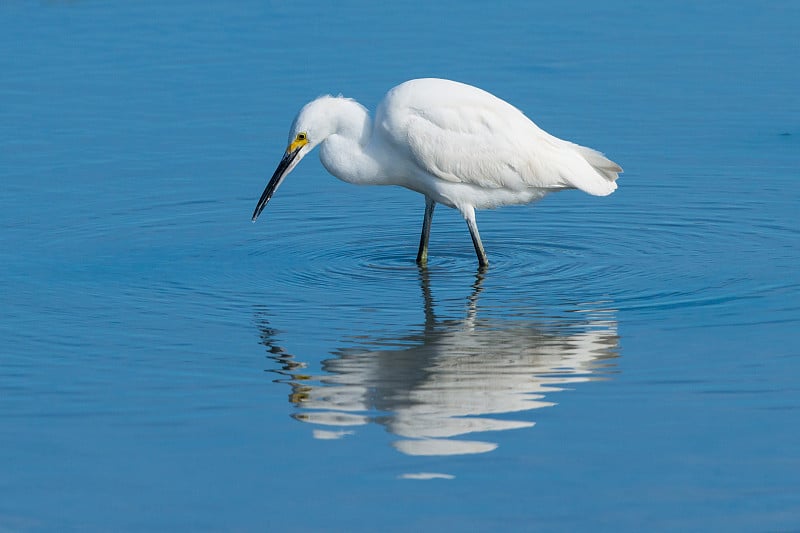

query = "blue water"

[{"left": 2, "top": 1, "right": 799, "bottom": 531}]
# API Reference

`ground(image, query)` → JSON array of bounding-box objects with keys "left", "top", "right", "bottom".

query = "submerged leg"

[
  {"left": 416, "top": 197, "right": 436, "bottom": 265},
  {"left": 463, "top": 205, "right": 489, "bottom": 268}
]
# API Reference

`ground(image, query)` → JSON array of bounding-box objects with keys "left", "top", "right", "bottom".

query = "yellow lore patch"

[{"left": 288, "top": 134, "right": 308, "bottom": 153}]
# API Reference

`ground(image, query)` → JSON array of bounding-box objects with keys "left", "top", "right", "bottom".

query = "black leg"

[
  {"left": 416, "top": 197, "right": 436, "bottom": 265},
  {"left": 464, "top": 206, "right": 489, "bottom": 268}
]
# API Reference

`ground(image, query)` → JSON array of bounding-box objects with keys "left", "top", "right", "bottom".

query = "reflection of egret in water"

[{"left": 259, "top": 270, "right": 619, "bottom": 457}]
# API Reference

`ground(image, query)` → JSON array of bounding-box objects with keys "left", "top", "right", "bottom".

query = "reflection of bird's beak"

[{"left": 252, "top": 146, "right": 303, "bottom": 222}]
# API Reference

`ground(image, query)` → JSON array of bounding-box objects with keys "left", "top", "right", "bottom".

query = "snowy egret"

[{"left": 252, "top": 78, "right": 621, "bottom": 267}]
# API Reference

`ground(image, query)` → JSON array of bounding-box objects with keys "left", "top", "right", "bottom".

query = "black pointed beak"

[{"left": 252, "top": 147, "right": 302, "bottom": 222}]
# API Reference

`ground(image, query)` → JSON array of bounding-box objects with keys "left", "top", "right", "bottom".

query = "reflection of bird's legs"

[
  {"left": 416, "top": 196, "right": 436, "bottom": 265},
  {"left": 465, "top": 269, "right": 486, "bottom": 325},
  {"left": 463, "top": 205, "right": 489, "bottom": 268},
  {"left": 418, "top": 251, "right": 486, "bottom": 330},
  {"left": 417, "top": 263, "right": 436, "bottom": 331},
  {"left": 460, "top": 266, "right": 486, "bottom": 328}
]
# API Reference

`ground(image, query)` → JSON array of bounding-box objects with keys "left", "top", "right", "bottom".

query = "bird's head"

[{"left": 251, "top": 96, "right": 355, "bottom": 222}]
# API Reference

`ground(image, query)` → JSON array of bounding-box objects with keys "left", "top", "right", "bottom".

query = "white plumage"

[{"left": 253, "top": 78, "right": 621, "bottom": 267}]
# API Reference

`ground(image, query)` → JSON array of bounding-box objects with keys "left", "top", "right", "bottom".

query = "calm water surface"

[{"left": 1, "top": 1, "right": 799, "bottom": 531}]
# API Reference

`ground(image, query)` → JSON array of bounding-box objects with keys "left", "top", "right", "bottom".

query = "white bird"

[{"left": 252, "top": 78, "right": 621, "bottom": 267}]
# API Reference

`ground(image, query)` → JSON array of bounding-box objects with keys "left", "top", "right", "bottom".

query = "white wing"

[{"left": 378, "top": 79, "right": 620, "bottom": 196}]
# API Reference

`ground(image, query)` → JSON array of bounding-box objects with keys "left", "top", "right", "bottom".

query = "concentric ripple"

[{"left": 243, "top": 173, "right": 799, "bottom": 330}]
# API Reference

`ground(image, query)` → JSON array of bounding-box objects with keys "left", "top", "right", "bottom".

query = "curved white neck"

[
  {"left": 316, "top": 101, "right": 388, "bottom": 185},
  {"left": 320, "top": 136, "right": 387, "bottom": 185}
]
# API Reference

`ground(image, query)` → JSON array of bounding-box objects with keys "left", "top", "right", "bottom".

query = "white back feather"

[{"left": 377, "top": 78, "right": 621, "bottom": 197}]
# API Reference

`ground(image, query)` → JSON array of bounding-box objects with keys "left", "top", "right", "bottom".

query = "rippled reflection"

[{"left": 259, "top": 270, "right": 619, "bottom": 457}]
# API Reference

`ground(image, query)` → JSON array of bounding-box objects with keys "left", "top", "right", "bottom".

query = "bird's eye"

[{"left": 297, "top": 132, "right": 307, "bottom": 141}]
